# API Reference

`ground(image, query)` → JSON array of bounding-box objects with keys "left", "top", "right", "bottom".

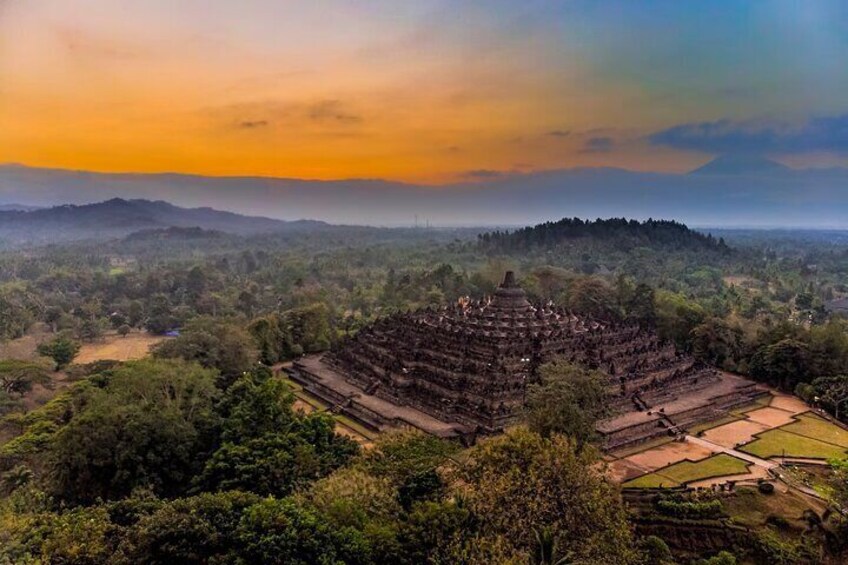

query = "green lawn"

[
  {"left": 740, "top": 428, "right": 848, "bottom": 460},
  {"left": 781, "top": 413, "right": 848, "bottom": 448},
  {"left": 608, "top": 436, "right": 674, "bottom": 459},
  {"left": 623, "top": 454, "right": 750, "bottom": 489},
  {"left": 687, "top": 414, "right": 742, "bottom": 435},
  {"left": 334, "top": 414, "right": 378, "bottom": 440},
  {"left": 293, "top": 390, "right": 330, "bottom": 411}
]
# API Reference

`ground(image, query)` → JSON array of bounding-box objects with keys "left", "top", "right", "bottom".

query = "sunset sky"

[{"left": 2, "top": 0, "right": 848, "bottom": 183}]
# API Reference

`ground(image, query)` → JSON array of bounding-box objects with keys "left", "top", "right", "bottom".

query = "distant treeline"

[{"left": 478, "top": 218, "right": 730, "bottom": 253}]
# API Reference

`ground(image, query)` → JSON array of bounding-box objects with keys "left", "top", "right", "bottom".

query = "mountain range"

[
  {"left": 0, "top": 198, "right": 323, "bottom": 248},
  {"left": 2, "top": 156, "right": 848, "bottom": 228}
]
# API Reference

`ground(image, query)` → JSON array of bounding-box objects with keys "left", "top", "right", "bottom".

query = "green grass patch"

[
  {"left": 334, "top": 414, "right": 377, "bottom": 440},
  {"left": 622, "top": 473, "right": 681, "bottom": 489},
  {"left": 781, "top": 413, "right": 848, "bottom": 448},
  {"left": 607, "top": 436, "right": 674, "bottom": 459},
  {"left": 278, "top": 376, "right": 304, "bottom": 391},
  {"left": 688, "top": 414, "right": 742, "bottom": 435},
  {"left": 730, "top": 395, "right": 773, "bottom": 416},
  {"left": 623, "top": 454, "right": 750, "bottom": 489},
  {"left": 740, "top": 429, "right": 848, "bottom": 460},
  {"left": 293, "top": 390, "right": 329, "bottom": 411}
]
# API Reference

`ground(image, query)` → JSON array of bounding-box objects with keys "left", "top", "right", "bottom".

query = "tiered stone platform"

[{"left": 288, "top": 271, "right": 769, "bottom": 448}]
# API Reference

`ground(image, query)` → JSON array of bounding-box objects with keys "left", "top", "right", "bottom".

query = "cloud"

[
  {"left": 307, "top": 100, "right": 361, "bottom": 123},
  {"left": 54, "top": 26, "right": 147, "bottom": 60},
  {"left": 579, "top": 136, "right": 614, "bottom": 153},
  {"left": 649, "top": 114, "right": 848, "bottom": 154},
  {"left": 463, "top": 169, "right": 505, "bottom": 179},
  {"left": 238, "top": 120, "right": 269, "bottom": 129},
  {"left": 546, "top": 129, "right": 571, "bottom": 138}
]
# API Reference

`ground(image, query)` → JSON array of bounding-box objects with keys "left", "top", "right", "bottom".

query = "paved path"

[
  {"left": 686, "top": 434, "right": 831, "bottom": 501},
  {"left": 685, "top": 434, "right": 779, "bottom": 470}
]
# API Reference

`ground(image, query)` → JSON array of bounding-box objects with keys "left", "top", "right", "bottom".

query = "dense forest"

[{"left": 1, "top": 215, "right": 848, "bottom": 563}]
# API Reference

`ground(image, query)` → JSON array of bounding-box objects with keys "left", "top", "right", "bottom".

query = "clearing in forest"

[{"left": 75, "top": 332, "right": 167, "bottom": 364}]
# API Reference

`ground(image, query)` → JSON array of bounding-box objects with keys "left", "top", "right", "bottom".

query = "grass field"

[
  {"left": 607, "top": 435, "right": 674, "bottom": 459},
  {"left": 781, "top": 413, "right": 848, "bottom": 448},
  {"left": 740, "top": 429, "right": 848, "bottom": 460},
  {"left": 687, "top": 414, "right": 742, "bottom": 435},
  {"left": 724, "top": 486, "right": 828, "bottom": 530},
  {"left": 623, "top": 454, "right": 751, "bottom": 489},
  {"left": 75, "top": 332, "right": 166, "bottom": 364}
]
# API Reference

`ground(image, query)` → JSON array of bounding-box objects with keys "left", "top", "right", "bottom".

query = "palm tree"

[
  {"left": 1, "top": 465, "right": 33, "bottom": 494},
  {"left": 530, "top": 527, "right": 573, "bottom": 565}
]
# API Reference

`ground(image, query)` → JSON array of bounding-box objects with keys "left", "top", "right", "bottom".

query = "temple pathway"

[{"left": 685, "top": 434, "right": 778, "bottom": 470}]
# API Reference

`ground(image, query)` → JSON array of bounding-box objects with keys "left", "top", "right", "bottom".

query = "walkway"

[
  {"left": 685, "top": 434, "right": 779, "bottom": 470},
  {"left": 686, "top": 434, "right": 828, "bottom": 501}
]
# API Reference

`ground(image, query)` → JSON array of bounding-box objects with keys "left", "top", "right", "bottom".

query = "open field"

[
  {"left": 769, "top": 393, "right": 811, "bottom": 414},
  {"left": 625, "top": 440, "right": 714, "bottom": 472},
  {"left": 623, "top": 454, "right": 750, "bottom": 489},
  {"left": 745, "top": 406, "right": 796, "bottom": 427},
  {"left": 75, "top": 332, "right": 166, "bottom": 364},
  {"left": 0, "top": 324, "right": 52, "bottom": 361},
  {"left": 701, "top": 419, "right": 770, "bottom": 448}
]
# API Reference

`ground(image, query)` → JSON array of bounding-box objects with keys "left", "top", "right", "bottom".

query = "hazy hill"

[
  {"left": 4, "top": 160, "right": 848, "bottom": 227},
  {"left": 0, "top": 203, "right": 42, "bottom": 212},
  {"left": 688, "top": 154, "right": 791, "bottom": 176},
  {"left": 479, "top": 217, "right": 729, "bottom": 253},
  {"left": 0, "top": 198, "right": 324, "bottom": 248}
]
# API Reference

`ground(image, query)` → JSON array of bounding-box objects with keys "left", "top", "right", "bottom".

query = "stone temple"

[{"left": 289, "top": 272, "right": 767, "bottom": 449}]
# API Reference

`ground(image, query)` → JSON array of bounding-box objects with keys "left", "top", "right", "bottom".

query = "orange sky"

[{"left": 2, "top": 1, "right": 846, "bottom": 183}]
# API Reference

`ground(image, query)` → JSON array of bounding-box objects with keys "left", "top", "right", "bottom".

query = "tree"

[
  {"left": 750, "top": 339, "right": 812, "bottom": 390},
  {"left": 655, "top": 290, "right": 706, "bottom": 350},
  {"left": 530, "top": 527, "right": 572, "bottom": 565},
  {"left": 48, "top": 359, "right": 220, "bottom": 504},
  {"left": 0, "top": 360, "right": 51, "bottom": 397},
  {"left": 193, "top": 372, "right": 359, "bottom": 497},
  {"left": 525, "top": 361, "right": 610, "bottom": 448},
  {"left": 117, "top": 324, "right": 131, "bottom": 338},
  {"left": 453, "top": 428, "right": 638, "bottom": 565},
  {"left": 567, "top": 277, "right": 620, "bottom": 319},
  {"left": 359, "top": 429, "right": 456, "bottom": 487},
  {"left": 118, "top": 491, "right": 259, "bottom": 564},
  {"left": 37, "top": 333, "right": 81, "bottom": 370},
  {"left": 192, "top": 416, "right": 358, "bottom": 498},
  {"left": 154, "top": 318, "right": 259, "bottom": 388},
  {"left": 235, "top": 498, "right": 372, "bottom": 565},
  {"left": 625, "top": 283, "right": 657, "bottom": 326},
  {"left": 691, "top": 317, "right": 744, "bottom": 371}
]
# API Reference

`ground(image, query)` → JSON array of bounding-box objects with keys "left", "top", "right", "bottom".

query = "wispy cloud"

[
  {"left": 579, "top": 136, "right": 614, "bottom": 153},
  {"left": 307, "top": 100, "right": 361, "bottom": 123},
  {"left": 546, "top": 130, "right": 571, "bottom": 138},
  {"left": 53, "top": 25, "right": 148, "bottom": 60},
  {"left": 238, "top": 120, "right": 269, "bottom": 129},
  {"left": 462, "top": 169, "right": 505, "bottom": 179},
  {"left": 650, "top": 114, "right": 848, "bottom": 154}
]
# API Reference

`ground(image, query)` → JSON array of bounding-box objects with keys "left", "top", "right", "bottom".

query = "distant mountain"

[
  {"left": 689, "top": 154, "right": 791, "bottom": 176},
  {"left": 0, "top": 198, "right": 325, "bottom": 248},
  {"left": 0, "top": 203, "right": 42, "bottom": 212},
  {"left": 4, "top": 163, "right": 848, "bottom": 228}
]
